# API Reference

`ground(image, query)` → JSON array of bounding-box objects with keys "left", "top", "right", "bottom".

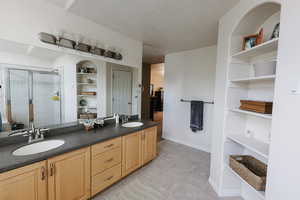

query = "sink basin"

[
  {"left": 13, "top": 140, "right": 65, "bottom": 156},
  {"left": 122, "top": 122, "right": 144, "bottom": 128}
]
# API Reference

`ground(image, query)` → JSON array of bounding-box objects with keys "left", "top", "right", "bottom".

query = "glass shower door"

[
  {"left": 33, "top": 71, "right": 61, "bottom": 127},
  {"left": 8, "top": 69, "right": 30, "bottom": 129}
]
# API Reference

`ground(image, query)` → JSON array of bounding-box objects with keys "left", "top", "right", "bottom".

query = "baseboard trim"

[
  {"left": 209, "top": 177, "right": 219, "bottom": 194},
  {"left": 162, "top": 136, "right": 211, "bottom": 153}
]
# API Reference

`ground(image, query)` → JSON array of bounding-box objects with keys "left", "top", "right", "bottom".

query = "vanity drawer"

[
  {"left": 92, "top": 147, "right": 121, "bottom": 175},
  {"left": 91, "top": 164, "right": 121, "bottom": 196},
  {"left": 92, "top": 137, "right": 121, "bottom": 155}
]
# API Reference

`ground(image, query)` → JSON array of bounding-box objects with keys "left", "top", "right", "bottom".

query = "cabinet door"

[
  {"left": 0, "top": 161, "right": 47, "bottom": 200},
  {"left": 48, "top": 147, "right": 90, "bottom": 200},
  {"left": 122, "top": 131, "right": 142, "bottom": 176},
  {"left": 142, "top": 126, "right": 158, "bottom": 165}
]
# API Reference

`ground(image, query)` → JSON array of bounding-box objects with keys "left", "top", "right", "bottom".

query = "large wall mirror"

[{"left": 0, "top": 39, "right": 141, "bottom": 137}]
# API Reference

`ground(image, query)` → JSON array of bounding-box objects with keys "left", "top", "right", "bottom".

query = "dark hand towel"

[{"left": 190, "top": 101, "right": 204, "bottom": 132}]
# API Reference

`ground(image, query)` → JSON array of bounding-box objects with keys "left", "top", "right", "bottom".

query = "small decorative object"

[
  {"left": 79, "top": 99, "right": 87, "bottom": 106},
  {"left": 38, "top": 32, "right": 57, "bottom": 45},
  {"left": 87, "top": 67, "right": 96, "bottom": 73},
  {"left": 75, "top": 43, "right": 91, "bottom": 53},
  {"left": 270, "top": 23, "right": 280, "bottom": 39},
  {"left": 87, "top": 78, "right": 94, "bottom": 84},
  {"left": 114, "top": 52, "right": 123, "bottom": 60},
  {"left": 104, "top": 50, "right": 114, "bottom": 58},
  {"left": 51, "top": 91, "right": 60, "bottom": 101},
  {"left": 58, "top": 37, "right": 76, "bottom": 49},
  {"left": 242, "top": 29, "right": 263, "bottom": 50},
  {"left": 79, "top": 66, "right": 88, "bottom": 73},
  {"left": 240, "top": 100, "right": 273, "bottom": 114},
  {"left": 83, "top": 119, "right": 94, "bottom": 131}
]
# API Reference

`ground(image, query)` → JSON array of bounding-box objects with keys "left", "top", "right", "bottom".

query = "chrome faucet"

[
  {"left": 8, "top": 123, "right": 49, "bottom": 143},
  {"left": 104, "top": 113, "right": 120, "bottom": 124}
]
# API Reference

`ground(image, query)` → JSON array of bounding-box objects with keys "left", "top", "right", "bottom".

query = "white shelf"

[
  {"left": 229, "top": 108, "right": 272, "bottom": 119},
  {"left": 232, "top": 38, "right": 279, "bottom": 60},
  {"left": 77, "top": 73, "right": 97, "bottom": 75},
  {"left": 78, "top": 106, "right": 97, "bottom": 109},
  {"left": 77, "top": 83, "right": 97, "bottom": 86},
  {"left": 227, "top": 134, "right": 269, "bottom": 159},
  {"left": 230, "top": 75, "right": 276, "bottom": 83},
  {"left": 226, "top": 165, "right": 265, "bottom": 200}
]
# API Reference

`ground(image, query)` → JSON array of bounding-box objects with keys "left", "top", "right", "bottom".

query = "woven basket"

[{"left": 229, "top": 155, "right": 267, "bottom": 191}]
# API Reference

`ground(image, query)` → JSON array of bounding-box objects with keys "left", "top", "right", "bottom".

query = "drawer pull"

[
  {"left": 105, "top": 144, "right": 114, "bottom": 148},
  {"left": 49, "top": 163, "right": 55, "bottom": 176},
  {"left": 105, "top": 158, "right": 114, "bottom": 163},
  {"left": 41, "top": 166, "right": 46, "bottom": 181},
  {"left": 106, "top": 176, "right": 114, "bottom": 181}
]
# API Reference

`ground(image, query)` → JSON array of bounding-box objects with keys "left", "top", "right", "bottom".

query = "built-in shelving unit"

[
  {"left": 76, "top": 61, "right": 98, "bottom": 121},
  {"left": 220, "top": 3, "right": 281, "bottom": 200},
  {"left": 230, "top": 75, "right": 276, "bottom": 83}
]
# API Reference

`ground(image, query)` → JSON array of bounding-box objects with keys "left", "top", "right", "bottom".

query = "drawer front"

[
  {"left": 92, "top": 148, "right": 121, "bottom": 176},
  {"left": 92, "top": 137, "right": 121, "bottom": 156},
  {"left": 91, "top": 164, "right": 121, "bottom": 196}
]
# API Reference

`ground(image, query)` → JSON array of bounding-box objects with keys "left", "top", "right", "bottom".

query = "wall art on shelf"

[
  {"left": 242, "top": 29, "right": 263, "bottom": 50},
  {"left": 270, "top": 23, "right": 280, "bottom": 40}
]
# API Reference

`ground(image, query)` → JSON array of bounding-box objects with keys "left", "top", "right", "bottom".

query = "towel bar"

[{"left": 180, "top": 99, "right": 214, "bottom": 104}]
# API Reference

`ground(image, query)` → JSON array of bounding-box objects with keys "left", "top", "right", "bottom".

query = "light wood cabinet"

[
  {"left": 0, "top": 161, "right": 47, "bottom": 200},
  {"left": 122, "top": 131, "right": 143, "bottom": 177},
  {"left": 122, "top": 127, "right": 158, "bottom": 176},
  {"left": 142, "top": 127, "right": 158, "bottom": 165},
  {"left": 0, "top": 126, "right": 158, "bottom": 200},
  {"left": 48, "top": 147, "right": 91, "bottom": 200},
  {"left": 91, "top": 164, "right": 121, "bottom": 196}
]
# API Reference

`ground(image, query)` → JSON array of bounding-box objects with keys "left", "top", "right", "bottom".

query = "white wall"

[
  {"left": 0, "top": 0, "right": 143, "bottom": 68},
  {"left": 163, "top": 46, "right": 217, "bottom": 152},
  {"left": 266, "top": 1, "right": 300, "bottom": 199},
  {"left": 209, "top": 0, "right": 281, "bottom": 196}
]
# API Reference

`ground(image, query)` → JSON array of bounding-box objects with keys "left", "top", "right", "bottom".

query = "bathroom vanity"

[{"left": 0, "top": 121, "right": 158, "bottom": 200}]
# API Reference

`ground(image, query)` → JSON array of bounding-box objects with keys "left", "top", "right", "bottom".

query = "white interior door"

[{"left": 112, "top": 70, "right": 132, "bottom": 115}]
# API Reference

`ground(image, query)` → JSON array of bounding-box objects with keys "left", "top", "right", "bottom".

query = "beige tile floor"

[{"left": 93, "top": 140, "right": 242, "bottom": 200}]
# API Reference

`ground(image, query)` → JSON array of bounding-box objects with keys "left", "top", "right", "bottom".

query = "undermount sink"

[
  {"left": 122, "top": 122, "right": 144, "bottom": 128},
  {"left": 13, "top": 140, "right": 65, "bottom": 156}
]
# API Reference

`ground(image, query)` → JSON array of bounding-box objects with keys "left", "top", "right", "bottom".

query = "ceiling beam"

[{"left": 64, "top": 0, "right": 77, "bottom": 11}]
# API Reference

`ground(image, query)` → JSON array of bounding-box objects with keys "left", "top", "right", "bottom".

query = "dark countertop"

[{"left": 0, "top": 120, "right": 159, "bottom": 173}]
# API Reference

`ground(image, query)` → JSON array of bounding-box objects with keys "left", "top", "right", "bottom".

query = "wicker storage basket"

[
  {"left": 229, "top": 155, "right": 267, "bottom": 191},
  {"left": 79, "top": 113, "right": 97, "bottom": 119},
  {"left": 80, "top": 92, "right": 96, "bottom": 96},
  {"left": 75, "top": 43, "right": 91, "bottom": 53},
  {"left": 38, "top": 32, "right": 57, "bottom": 45},
  {"left": 240, "top": 100, "right": 273, "bottom": 114},
  {"left": 58, "top": 38, "right": 76, "bottom": 49}
]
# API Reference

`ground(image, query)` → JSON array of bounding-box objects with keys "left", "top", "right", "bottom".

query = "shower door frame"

[{"left": 4, "top": 67, "right": 62, "bottom": 128}]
